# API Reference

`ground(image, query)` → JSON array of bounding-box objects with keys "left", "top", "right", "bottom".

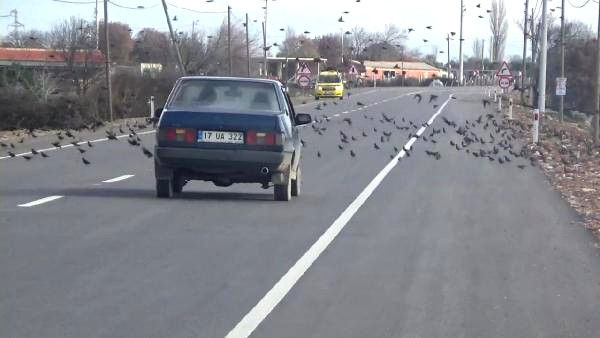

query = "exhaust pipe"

[{"left": 260, "top": 167, "right": 269, "bottom": 175}]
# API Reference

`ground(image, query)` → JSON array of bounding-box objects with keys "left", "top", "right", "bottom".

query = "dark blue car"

[{"left": 153, "top": 76, "right": 312, "bottom": 201}]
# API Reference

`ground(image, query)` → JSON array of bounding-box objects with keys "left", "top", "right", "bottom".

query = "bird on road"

[
  {"left": 23, "top": 155, "right": 32, "bottom": 160},
  {"left": 40, "top": 151, "right": 49, "bottom": 158},
  {"left": 31, "top": 148, "right": 38, "bottom": 155},
  {"left": 87, "top": 141, "right": 93, "bottom": 147},
  {"left": 350, "top": 150, "right": 356, "bottom": 157},
  {"left": 51, "top": 141, "right": 61, "bottom": 148},
  {"left": 374, "top": 143, "right": 380, "bottom": 150},
  {"left": 106, "top": 130, "right": 118, "bottom": 140},
  {"left": 429, "top": 94, "right": 438, "bottom": 103},
  {"left": 81, "top": 157, "right": 91, "bottom": 165},
  {"left": 142, "top": 146, "right": 153, "bottom": 158},
  {"left": 356, "top": 101, "right": 365, "bottom": 106},
  {"left": 8, "top": 151, "right": 16, "bottom": 157},
  {"left": 414, "top": 94, "right": 422, "bottom": 103}
]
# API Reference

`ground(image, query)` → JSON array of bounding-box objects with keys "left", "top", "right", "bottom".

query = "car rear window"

[
  {"left": 167, "top": 79, "right": 281, "bottom": 112},
  {"left": 318, "top": 75, "right": 341, "bottom": 83}
]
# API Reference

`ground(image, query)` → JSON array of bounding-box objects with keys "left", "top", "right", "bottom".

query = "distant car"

[
  {"left": 314, "top": 70, "right": 344, "bottom": 100},
  {"left": 153, "top": 76, "right": 312, "bottom": 201},
  {"left": 429, "top": 79, "right": 444, "bottom": 87}
]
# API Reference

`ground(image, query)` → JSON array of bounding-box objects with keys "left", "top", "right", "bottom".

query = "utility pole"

[
  {"left": 228, "top": 6, "right": 232, "bottom": 76},
  {"left": 536, "top": 0, "right": 548, "bottom": 144},
  {"left": 8, "top": 9, "right": 24, "bottom": 36},
  {"left": 103, "top": 0, "right": 113, "bottom": 127},
  {"left": 262, "top": 0, "right": 268, "bottom": 78},
  {"left": 446, "top": 33, "right": 451, "bottom": 81},
  {"left": 521, "top": 0, "right": 529, "bottom": 104},
  {"left": 594, "top": 1, "right": 600, "bottom": 145},
  {"left": 559, "top": 0, "right": 565, "bottom": 123},
  {"left": 482, "top": 39, "right": 485, "bottom": 70},
  {"left": 341, "top": 28, "right": 344, "bottom": 66},
  {"left": 245, "top": 13, "right": 250, "bottom": 77},
  {"left": 262, "top": 22, "right": 267, "bottom": 77},
  {"left": 160, "top": 0, "right": 186, "bottom": 76},
  {"left": 459, "top": 0, "right": 464, "bottom": 86},
  {"left": 95, "top": 0, "right": 100, "bottom": 49},
  {"left": 531, "top": 8, "right": 537, "bottom": 107}
]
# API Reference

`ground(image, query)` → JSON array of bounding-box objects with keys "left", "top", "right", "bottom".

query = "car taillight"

[
  {"left": 160, "top": 128, "right": 196, "bottom": 143},
  {"left": 246, "top": 131, "right": 282, "bottom": 145}
]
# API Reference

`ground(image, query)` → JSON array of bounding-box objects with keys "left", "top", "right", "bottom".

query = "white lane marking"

[
  {"left": 416, "top": 126, "right": 427, "bottom": 136},
  {"left": 297, "top": 91, "right": 421, "bottom": 129},
  {"left": 225, "top": 94, "right": 453, "bottom": 338},
  {"left": 333, "top": 113, "right": 340, "bottom": 117},
  {"left": 0, "top": 130, "right": 156, "bottom": 160},
  {"left": 18, "top": 195, "right": 64, "bottom": 207},
  {"left": 101, "top": 174, "right": 135, "bottom": 183}
]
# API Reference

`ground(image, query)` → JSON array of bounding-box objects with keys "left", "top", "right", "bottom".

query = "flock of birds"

[
  {"left": 3, "top": 91, "right": 535, "bottom": 174},
  {"left": 1, "top": 120, "right": 153, "bottom": 165},
  {"left": 302, "top": 92, "right": 534, "bottom": 171}
]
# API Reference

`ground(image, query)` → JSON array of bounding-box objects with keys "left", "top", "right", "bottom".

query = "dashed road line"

[
  {"left": 224, "top": 94, "right": 453, "bottom": 338},
  {"left": 0, "top": 130, "right": 156, "bottom": 160},
  {"left": 102, "top": 174, "right": 135, "bottom": 183},
  {"left": 18, "top": 195, "right": 64, "bottom": 208}
]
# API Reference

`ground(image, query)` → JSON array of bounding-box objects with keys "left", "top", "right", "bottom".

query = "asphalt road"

[{"left": 1, "top": 87, "right": 599, "bottom": 338}]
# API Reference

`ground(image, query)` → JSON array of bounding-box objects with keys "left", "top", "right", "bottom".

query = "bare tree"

[
  {"left": 47, "top": 17, "right": 99, "bottom": 95},
  {"left": 278, "top": 28, "right": 319, "bottom": 58},
  {"left": 349, "top": 26, "right": 369, "bottom": 61},
  {"left": 472, "top": 39, "right": 483, "bottom": 58},
  {"left": 2, "top": 29, "right": 48, "bottom": 48},
  {"left": 489, "top": 0, "right": 508, "bottom": 62},
  {"left": 132, "top": 28, "right": 171, "bottom": 64},
  {"left": 98, "top": 22, "right": 134, "bottom": 64}
]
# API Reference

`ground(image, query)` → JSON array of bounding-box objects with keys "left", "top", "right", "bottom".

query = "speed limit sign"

[{"left": 498, "top": 77, "right": 511, "bottom": 89}]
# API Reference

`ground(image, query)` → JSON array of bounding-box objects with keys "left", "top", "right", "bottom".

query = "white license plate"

[{"left": 197, "top": 130, "right": 244, "bottom": 144}]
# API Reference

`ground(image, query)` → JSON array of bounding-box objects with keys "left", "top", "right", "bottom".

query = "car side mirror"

[{"left": 294, "top": 113, "right": 312, "bottom": 125}]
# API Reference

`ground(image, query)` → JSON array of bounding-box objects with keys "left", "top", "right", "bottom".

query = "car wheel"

[
  {"left": 274, "top": 171, "right": 292, "bottom": 201},
  {"left": 173, "top": 175, "right": 185, "bottom": 194},
  {"left": 291, "top": 167, "right": 301, "bottom": 197},
  {"left": 156, "top": 179, "right": 173, "bottom": 198},
  {"left": 339, "top": 95, "right": 343, "bottom": 100}
]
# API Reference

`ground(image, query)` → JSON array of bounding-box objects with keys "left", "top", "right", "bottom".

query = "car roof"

[{"left": 179, "top": 76, "right": 282, "bottom": 87}]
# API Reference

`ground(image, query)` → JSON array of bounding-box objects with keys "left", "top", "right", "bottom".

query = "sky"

[{"left": 1, "top": 0, "right": 599, "bottom": 63}]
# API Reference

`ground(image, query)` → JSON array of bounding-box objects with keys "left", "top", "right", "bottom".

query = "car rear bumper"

[
  {"left": 315, "top": 88, "right": 343, "bottom": 97},
  {"left": 154, "top": 146, "right": 293, "bottom": 181}
]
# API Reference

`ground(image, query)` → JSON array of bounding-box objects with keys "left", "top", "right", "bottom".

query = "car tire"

[
  {"left": 156, "top": 179, "right": 173, "bottom": 198},
  {"left": 339, "top": 95, "right": 343, "bottom": 100},
  {"left": 172, "top": 175, "right": 184, "bottom": 194},
  {"left": 291, "top": 167, "right": 301, "bottom": 197},
  {"left": 274, "top": 172, "right": 292, "bottom": 201}
]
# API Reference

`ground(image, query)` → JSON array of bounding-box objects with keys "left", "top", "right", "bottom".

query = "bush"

[{"left": 0, "top": 67, "right": 179, "bottom": 130}]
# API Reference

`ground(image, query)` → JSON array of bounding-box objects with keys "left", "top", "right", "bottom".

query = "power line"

[
  {"left": 166, "top": 2, "right": 226, "bottom": 14},
  {"left": 107, "top": 1, "right": 158, "bottom": 10},
  {"left": 567, "top": 0, "right": 593, "bottom": 8},
  {"left": 50, "top": 0, "right": 96, "bottom": 4}
]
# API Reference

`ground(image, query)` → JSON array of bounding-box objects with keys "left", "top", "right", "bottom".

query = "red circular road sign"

[
  {"left": 498, "top": 77, "right": 511, "bottom": 89},
  {"left": 297, "top": 75, "right": 311, "bottom": 88}
]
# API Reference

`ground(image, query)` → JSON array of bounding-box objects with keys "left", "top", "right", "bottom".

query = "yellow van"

[{"left": 314, "top": 71, "right": 344, "bottom": 100}]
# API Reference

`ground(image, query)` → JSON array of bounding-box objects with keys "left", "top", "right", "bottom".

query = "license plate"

[{"left": 197, "top": 130, "right": 244, "bottom": 144}]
